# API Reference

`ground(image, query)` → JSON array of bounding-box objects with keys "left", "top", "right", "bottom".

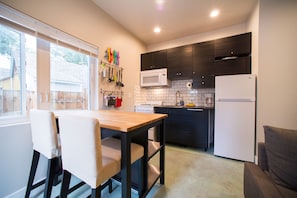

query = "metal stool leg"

[
  {"left": 44, "top": 157, "right": 59, "bottom": 198},
  {"left": 60, "top": 170, "right": 71, "bottom": 198},
  {"left": 25, "top": 150, "right": 40, "bottom": 198}
]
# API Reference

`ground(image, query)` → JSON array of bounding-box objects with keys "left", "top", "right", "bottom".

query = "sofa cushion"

[
  {"left": 264, "top": 126, "right": 297, "bottom": 190},
  {"left": 244, "top": 162, "right": 284, "bottom": 198}
]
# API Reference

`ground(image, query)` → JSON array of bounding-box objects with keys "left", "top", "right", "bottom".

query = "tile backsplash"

[{"left": 135, "top": 79, "right": 214, "bottom": 107}]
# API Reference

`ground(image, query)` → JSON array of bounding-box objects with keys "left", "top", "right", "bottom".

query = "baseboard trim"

[{"left": 4, "top": 179, "right": 45, "bottom": 198}]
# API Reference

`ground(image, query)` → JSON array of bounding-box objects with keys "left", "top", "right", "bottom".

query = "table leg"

[
  {"left": 121, "top": 133, "right": 131, "bottom": 198},
  {"left": 160, "top": 120, "right": 165, "bottom": 184},
  {"left": 142, "top": 131, "right": 148, "bottom": 194}
]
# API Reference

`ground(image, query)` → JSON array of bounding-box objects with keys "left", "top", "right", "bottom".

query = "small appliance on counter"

[
  {"left": 134, "top": 100, "right": 163, "bottom": 140},
  {"left": 204, "top": 94, "right": 214, "bottom": 107}
]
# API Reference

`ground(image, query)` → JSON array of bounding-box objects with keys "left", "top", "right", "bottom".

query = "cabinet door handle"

[
  {"left": 187, "top": 108, "right": 203, "bottom": 111},
  {"left": 221, "top": 56, "right": 238, "bottom": 61}
]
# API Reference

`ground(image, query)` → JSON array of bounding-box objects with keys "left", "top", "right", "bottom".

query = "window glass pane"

[
  {"left": 0, "top": 24, "right": 21, "bottom": 116},
  {"left": 50, "top": 43, "right": 89, "bottom": 110},
  {"left": 25, "top": 35, "right": 37, "bottom": 114},
  {"left": 0, "top": 24, "right": 36, "bottom": 117}
]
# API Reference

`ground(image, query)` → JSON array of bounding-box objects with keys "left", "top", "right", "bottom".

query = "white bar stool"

[
  {"left": 25, "top": 109, "right": 61, "bottom": 198},
  {"left": 58, "top": 115, "right": 144, "bottom": 197}
]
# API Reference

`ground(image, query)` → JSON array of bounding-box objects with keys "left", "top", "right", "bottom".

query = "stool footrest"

[
  {"left": 68, "top": 181, "right": 85, "bottom": 194},
  {"left": 32, "top": 179, "right": 46, "bottom": 189}
]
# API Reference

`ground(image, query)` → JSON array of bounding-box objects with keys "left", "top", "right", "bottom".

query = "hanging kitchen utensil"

[
  {"left": 104, "top": 95, "right": 109, "bottom": 107},
  {"left": 115, "top": 96, "right": 122, "bottom": 108},
  {"left": 108, "top": 67, "right": 112, "bottom": 82},
  {"left": 116, "top": 70, "right": 121, "bottom": 87},
  {"left": 111, "top": 68, "right": 115, "bottom": 82},
  {"left": 102, "top": 66, "right": 107, "bottom": 78},
  {"left": 111, "top": 68, "right": 114, "bottom": 82},
  {"left": 120, "top": 69, "right": 124, "bottom": 87},
  {"left": 114, "top": 68, "right": 117, "bottom": 82},
  {"left": 117, "top": 70, "right": 121, "bottom": 87},
  {"left": 107, "top": 95, "right": 116, "bottom": 106}
]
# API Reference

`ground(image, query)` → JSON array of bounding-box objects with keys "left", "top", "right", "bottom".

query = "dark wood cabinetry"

[
  {"left": 214, "top": 56, "right": 251, "bottom": 76},
  {"left": 167, "top": 45, "right": 193, "bottom": 80},
  {"left": 192, "top": 75, "right": 215, "bottom": 88},
  {"left": 193, "top": 41, "right": 215, "bottom": 75},
  {"left": 214, "top": 32, "right": 251, "bottom": 59},
  {"left": 154, "top": 107, "right": 212, "bottom": 150},
  {"left": 214, "top": 32, "right": 251, "bottom": 76},
  {"left": 141, "top": 50, "right": 167, "bottom": 71},
  {"left": 192, "top": 41, "right": 215, "bottom": 88},
  {"left": 140, "top": 32, "right": 252, "bottom": 85}
]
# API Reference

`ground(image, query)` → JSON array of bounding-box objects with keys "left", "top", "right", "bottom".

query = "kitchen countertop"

[{"left": 55, "top": 110, "right": 168, "bottom": 132}]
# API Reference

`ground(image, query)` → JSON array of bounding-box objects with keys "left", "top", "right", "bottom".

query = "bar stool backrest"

[{"left": 30, "top": 109, "right": 60, "bottom": 159}]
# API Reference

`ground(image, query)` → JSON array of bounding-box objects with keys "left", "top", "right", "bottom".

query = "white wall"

[
  {"left": 1, "top": 0, "right": 297, "bottom": 196},
  {"left": 0, "top": 0, "right": 145, "bottom": 197},
  {"left": 257, "top": 0, "right": 297, "bottom": 142},
  {"left": 246, "top": 1, "right": 260, "bottom": 156},
  {"left": 0, "top": 123, "right": 48, "bottom": 197},
  {"left": 247, "top": 1, "right": 259, "bottom": 75},
  {"left": 0, "top": 124, "right": 30, "bottom": 197}
]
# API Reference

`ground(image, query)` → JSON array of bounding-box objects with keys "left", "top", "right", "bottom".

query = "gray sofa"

[{"left": 244, "top": 126, "right": 297, "bottom": 198}]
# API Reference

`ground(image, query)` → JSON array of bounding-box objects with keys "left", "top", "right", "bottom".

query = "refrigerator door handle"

[{"left": 216, "top": 98, "right": 256, "bottom": 102}]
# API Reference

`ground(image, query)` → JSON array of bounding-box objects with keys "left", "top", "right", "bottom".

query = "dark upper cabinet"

[
  {"left": 214, "top": 56, "right": 251, "bottom": 76},
  {"left": 193, "top": 40, "right": 215, "bottom": 75},
  {"left": 214, "top": 32, "right": 252, "bottom": 76},
  {"left": 214, "top": 32, "right": 251, "bottom": 59},
  {"left": 192, "top": 75, "right": 215, "bottom": 89},
  {"left": 167, "top": 45, "right": 193, "bottom": 80},
  {"left": 141, "top": 50, "right": 167, "bottom": 71},
  {"left": 192, "top": 41, "right": 215, "bottom": 88},
  {"left": 140, "top": 32, "right": 252, "bottom": 83},
  {"left": 141, "top": 53, "right": 152, "bottom": 70}
]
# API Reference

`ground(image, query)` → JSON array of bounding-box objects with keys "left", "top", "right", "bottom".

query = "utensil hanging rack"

[
  {"left": 100, "top": 89, "right": 123, "bottom": 96},
  {"left": 100, "top": 60, "right": 123, "bottom": 70}
]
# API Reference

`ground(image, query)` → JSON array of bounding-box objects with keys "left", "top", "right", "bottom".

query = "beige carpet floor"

[{"left": 36, "top": 145, "right": 244, "bottom": 198}]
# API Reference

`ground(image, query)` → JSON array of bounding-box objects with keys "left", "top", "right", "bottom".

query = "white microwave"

[{"left": 140, "top": 68, "right": 171, "bottom": 87}]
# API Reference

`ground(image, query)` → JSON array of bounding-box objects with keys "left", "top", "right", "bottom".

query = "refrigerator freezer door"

[
  {"left": 215, "top": 74, "right": 256, "bottom": 101},
  {"left": 214, "top": 101, "right": 255, "bottom": 162}
]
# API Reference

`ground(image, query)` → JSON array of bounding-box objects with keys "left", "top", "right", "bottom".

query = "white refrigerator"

[{"left": 214, "top": 74, "right": 256, "bottom": 162}]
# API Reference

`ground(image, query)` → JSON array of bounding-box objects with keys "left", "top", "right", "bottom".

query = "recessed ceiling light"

[
  {"left": 155, "top": 0, "right": 164, "bottom": 4},
  {"left": 154, "top": 27, "right": 161, "bottom": 33},
  {"left": 210, "top": 9, "right": 220, "bottom": 18},
  {"left": 155, "top": 0, "right": 165, "bottom": 10}
]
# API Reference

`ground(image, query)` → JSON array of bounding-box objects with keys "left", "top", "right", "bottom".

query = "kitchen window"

[
  {"left": 0, "top": 3, "right": 98, "bottom": 125},
  {"left": 50, "top": 43, "right": 90, "bottom": 110},
  {"left": 0, "top": 23, "right": 36, "bottom": 121}
]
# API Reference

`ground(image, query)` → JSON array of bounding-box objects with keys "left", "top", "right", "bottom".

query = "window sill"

[{"left": 0, "top": 116, "right": 30, "bottom": 127}]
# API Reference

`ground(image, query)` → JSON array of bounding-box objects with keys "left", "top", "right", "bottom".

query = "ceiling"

[{"left": 92, "top": 0, "right": 258, "bottom": 45}]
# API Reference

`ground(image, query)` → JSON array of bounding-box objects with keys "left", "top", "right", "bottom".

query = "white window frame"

[{"left": 0, "top": 3, "right": 99, "bottom": 125}]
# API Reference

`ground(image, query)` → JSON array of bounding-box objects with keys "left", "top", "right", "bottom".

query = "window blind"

[{"left": 0, "top": 3, "right": 98, "bottom": 57}]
